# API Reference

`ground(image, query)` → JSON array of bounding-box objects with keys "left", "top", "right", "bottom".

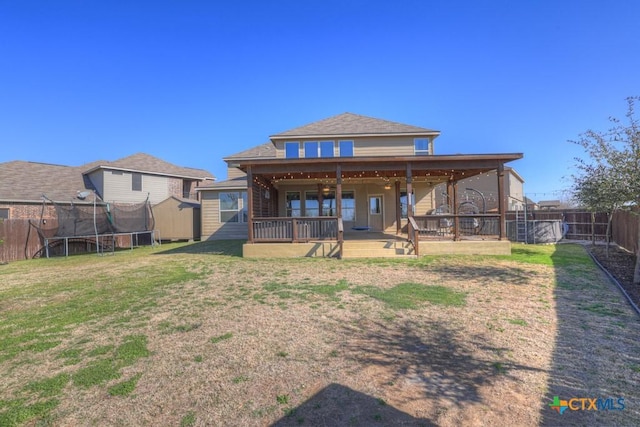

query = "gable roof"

[
  {"left": 83, "top": 153, "right": 214, "bottom": 180},
  {"left": 0, "top": 161, "right": 90, "bottom": 203},
  {"left": 1, "top": 153, "right": 215, "bottom": 204},
  {"left": 224, "top": 142, "right": 276, "bottom": 161},
  {"left": 270, "top": 112, "right": 439, "bottom": 139}
]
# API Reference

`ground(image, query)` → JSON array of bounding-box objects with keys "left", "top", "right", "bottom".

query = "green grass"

[
  {"left": 507, "top": 318, "right": 528, "bottom": 326},
  {"left": 25, "top": 373, "right": 70, "bottom": 398},
  {"left": 108, "top": 373, "right": 142, "bottom": 397},
  {"left": 578, "top": 303, "right": 626, "bottom": 317},
  {"left": 353, "top": 282, "right": 466, "bottom": 309},
  {"left": 211, "top": 332, "right": 233, "bottom": 344},
  {"left": 180, "top": 410, "right": 196, "bottom": 427},
  {"left": 73, "top": 359, "right": 121, "bottom": 388},
  {"left": 0, "top": 259, "right": 200, "bottom": 364}
]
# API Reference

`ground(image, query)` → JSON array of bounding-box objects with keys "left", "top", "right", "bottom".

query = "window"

[
  {"left": 342, "top": 191, "right": 356, "bottom": 221},
  {"left": 132, "top": 173, "right": 142, "bottom": 191},
  {"left": 285, "top": 142, "right": 300, "bottom": 158},
  {"left": 370, "top": 196, "right": 382, "bottom": 215},
  {"left": 321, "top": 191, "right": 336, "bottom": 216},
  {"left": 339, "top": 140, "right": 354, "bottom": 157},
  {"left": 414, "top": 138, "right": 431, "bottom": 155},
  {"left": 0, "top": 208, "right": 9, "bottom": 220},
  {"left": 304, "top": 142, "right": 319, "bottom": 158},
  {"left": 303, "top": 141, "right": 335, "bottom": 158},
  {"left": 305, "top": 192, "right": 319, "bottom": 216},
  {"left": 400, "top": 190, "right": 416, "bottom": 218},
  {"left": 219, "top": 192, "right": 247, "bottom": 223},
  {"left": 286, "top": 192, "right": 301, "bottom": 217},
  {"left": 320, "top": 141, "right": 334, "bottom": 157}
]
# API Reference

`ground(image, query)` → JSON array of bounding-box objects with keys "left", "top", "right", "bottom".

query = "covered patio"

[{"left": 239, "top": 153, "right": 523, "bottom": 258}]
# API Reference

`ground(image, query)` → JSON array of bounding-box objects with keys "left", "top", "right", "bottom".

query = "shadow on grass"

[
  {"left": 540, "top": 243, "right": 640, "bottom": 426},
  {"left": 271, "top": 383, "right": 434, "bottom": 426},
  {"left": 341, "top": 319, "right": 543, "bottom": 406},
  {"left": 426, "top": 263, "right": 533, "bottom": 286},
  {"left": 152, "top": 240, "right": 244, "bottom": 257},
  {"left": 272, "top": 317, "right": 546, "bottom": 425}
]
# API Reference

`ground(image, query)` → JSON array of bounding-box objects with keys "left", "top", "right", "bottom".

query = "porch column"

[
  {"left": 406, "top": 163, "right": 413, "bottom": 220},
  {"left": 497, "top": 163, "right": 506, "bottom": 240},
  {"left": 247, "top": 166, "right": 254, "bottom": 243},
  {"left": 336, "top": 164, "right": 342, "bottom": 217},
  {"left": 452, "top": 179, "right": 460, "bottom": 241},
  {"left": 317, "top": 184, "right": 324, "bottom": 216},
  {"left": 395, "top": 180, "right": 402, "bottom": 234}
]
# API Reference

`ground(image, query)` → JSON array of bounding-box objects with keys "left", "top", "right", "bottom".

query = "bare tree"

[{"left": 571, "top": 96, "right": 640, "bottom": 284}]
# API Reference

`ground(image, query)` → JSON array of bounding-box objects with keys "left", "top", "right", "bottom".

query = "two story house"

[{"left": 199, "top": 113, "right": 522, "bottom": 258}]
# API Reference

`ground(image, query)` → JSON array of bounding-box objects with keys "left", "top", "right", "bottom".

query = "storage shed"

[{"left": 152, "top": 196, "right": 201, "bottom": 241}]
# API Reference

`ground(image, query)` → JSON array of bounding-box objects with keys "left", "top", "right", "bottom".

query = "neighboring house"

[
  {"left": 0, "top": 153, "right": 214, "bottom": 221},
  {"left": 199, "top": 112, "right": 523, "bottom": 258},
  {"left": 538, "top": 200, "right": 561, "bottom": 210}
]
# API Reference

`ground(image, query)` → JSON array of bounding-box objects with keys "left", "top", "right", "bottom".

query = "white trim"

[
  {"left": 414, "top": 138, "right": 432, "bottom": 155},
  {"left": 219, "top": 191, "right": 247, "bottom": 223},
  {"left": 367, "top": 193, "right": 384, "bottom": 231},
  {"left": 284, "top": 141, "right": 300, "bottom": 159}
]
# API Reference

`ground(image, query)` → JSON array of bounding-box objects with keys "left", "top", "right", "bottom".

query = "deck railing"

[
  {"left": 412, "top": 214, "right": 501, "bottom": 240},
  {"left": 408, "top": 217, "right": 420, "bottom": 256},
  {"left": 252, "top": 217, "right": 339, "bottom": 243}
]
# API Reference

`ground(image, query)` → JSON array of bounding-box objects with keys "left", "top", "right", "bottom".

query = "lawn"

[{"left": 0, "top": 241, "right": 639, "bottom": 426}]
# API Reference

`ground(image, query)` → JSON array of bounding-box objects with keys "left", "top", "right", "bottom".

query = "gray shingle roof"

[
  {"left": 1, "top": 153, "right": 215, "bottom": 203},
  {"left": 224, "top": 142, "right": 276, "bottom": 161},
  {"left": 84, "top": 153, "right": 214, "bottom": 180},
  {"left": 197, "top": 177, "right": 247, "bottom": 191},
  {"left": 0, "top": 161, "right": 89, "bottom": 203},
  {"left": 271, "top": 112, "right": 439, "bottom": 138}
]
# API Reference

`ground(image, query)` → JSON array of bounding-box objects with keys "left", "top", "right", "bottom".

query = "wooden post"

[
  {"left": 247, "top": 166, "right": 254, "bottom": 243},
  {"left": 406, "top": 163, "right": 413, "bottom": 220},
  {"left": 452, "top": 180, "right": 460, "bottom": 241},
  {"left": 395, "top": 180, "right": 402, "bottom": 235},
  {"left": 497, "top": 163, "right": 506, "bottom": 240},
  {"left": 317, "top": 183, "right": 324, "bottom": 216},
  {"left": 336, "top": 164, "right": 342, "bottom": 220}
]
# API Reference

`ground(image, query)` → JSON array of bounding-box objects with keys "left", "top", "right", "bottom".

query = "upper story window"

[
  {"left": 414, "top": 138, "right": 431, "bottom": 155},
  {"left": 304, "top": 141, "right": 335, "bottom": 158},
  {"left": 320, "top": 141, "right": 334, "bottom": 157},
  {"left": 285, "top": 142, "right": 300, "bottom": 158},
  {"left": 132, "top": 173, "right": 142, "bottom": 191},
  {"left": 304, "top": 142, "right": 319, "bottom": 158},
  {"left": 339, "top": 140, "right": 354, "bottom": 157}
]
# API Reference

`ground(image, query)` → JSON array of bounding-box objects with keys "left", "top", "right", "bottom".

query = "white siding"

[{"left": 102, "top": 171, "right": 169, "bottom": 204}]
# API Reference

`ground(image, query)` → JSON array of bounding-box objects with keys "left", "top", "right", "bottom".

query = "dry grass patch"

[{"left": 0, "top": 241, "right": 639, "bottom": 426}]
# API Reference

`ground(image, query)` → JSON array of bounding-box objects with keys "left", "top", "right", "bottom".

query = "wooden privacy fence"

[
  {"left": 612, "top": 208, "right": 639, "bottom": 254},
  {"left": 0, "top": 219, "right": 43, "bottom": 263}
]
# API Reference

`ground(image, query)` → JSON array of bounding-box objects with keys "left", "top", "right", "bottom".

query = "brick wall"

[{"left": 0, "top": 203, "right": 56, "bottom": 221}]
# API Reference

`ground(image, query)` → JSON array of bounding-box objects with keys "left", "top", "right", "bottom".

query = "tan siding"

[
  {"left": 227, "top": 167, "right": 246, "bottom": 179},
  {"left": 273, "top": 136, "right": 432, "bottom": 158},
  {"left": 200, "top": 191, "right": 248, "bottom": 240},
  {"left": 354, "top": 136, "right": 416, "bottom": 157}
]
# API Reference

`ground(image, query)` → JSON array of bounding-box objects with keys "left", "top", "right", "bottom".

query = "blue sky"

[{"left": 1, "top": 1, "right": 639, "bottom": 201}]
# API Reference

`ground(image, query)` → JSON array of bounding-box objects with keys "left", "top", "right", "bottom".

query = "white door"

[{"left": 368, "top": 195, "right": 384, "bottom": 231}]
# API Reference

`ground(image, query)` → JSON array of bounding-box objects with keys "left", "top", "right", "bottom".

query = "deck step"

[{"left": 341, "top": 240, "right": 415, "bottom": 258}]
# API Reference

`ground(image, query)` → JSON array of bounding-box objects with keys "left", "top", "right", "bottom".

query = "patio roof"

[{"left": 238, "top": 153, "right": 523, "bottom": 183}]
